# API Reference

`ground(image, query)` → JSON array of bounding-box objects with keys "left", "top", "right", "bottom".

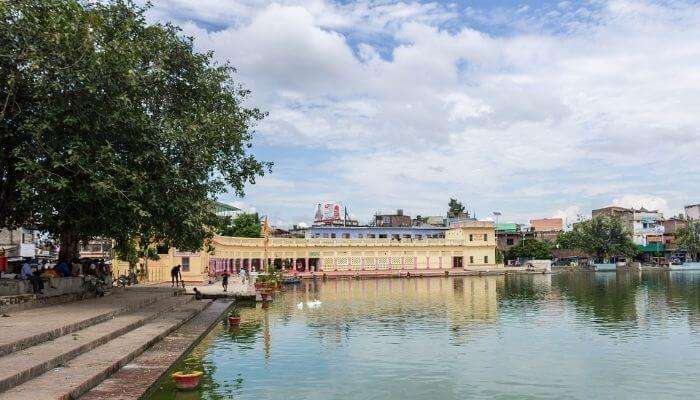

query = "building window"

[
  {"left": 323, "top": 234, "right": 329, "bottom": 238},
  {"left": 483, "top": 234, "right": 488, "bottom": 241},
  {"left": 331, "top": 233, "right": 336, "bottom": 238},
  {"left": 484, "top": 256, "right": 488, "bottom": 263},
  {"left": 156, "top": 244, "right": 169, "bottom": 254},
  {"left": 182, "top": 257, "right": 190, "bottom": 272},
  {"left": 403, "top": 234, "right": 411, "bottom": 239},
  {"left": 469, "top": 256, "right": 474, "bottom": 263},
  {"left": 506, "top": 238, "right": 514, "bottom": 246},
  {"left": 392, "top": 234, "right": 400, "bottom": 240},
  {"left": 342, "top": 233, "right": 350, "bottom": 239},
  {"left": 416, "top": 235, "right": 422, "bottom": 240},
  {"left": 379, "top": 234, "right": 387, "bottom": 239},
  {"left": 369, "top": 234, "right": 376, "bottom": 238},
  {"left": 469, "top": 234, "right": 473, "bottom": 241}
]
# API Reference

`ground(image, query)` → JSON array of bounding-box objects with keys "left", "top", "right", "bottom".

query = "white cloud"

[
  {"left": 146, "top": 0, "right": 700, "bottom": 222},
  {"left": 552, "top": 205, "right": 583, "bottom": 229},
  {"left": 612, "top": 195, "right": 674, "bottom": 217}
]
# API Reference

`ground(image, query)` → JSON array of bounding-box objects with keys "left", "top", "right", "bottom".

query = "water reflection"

[{"left": 148, "top": 271, "right": 700, "bottom": 400}]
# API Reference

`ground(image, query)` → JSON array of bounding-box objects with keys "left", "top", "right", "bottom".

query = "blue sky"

[{"left": 143, "top": 0, "right": 700, "bottom": 227}]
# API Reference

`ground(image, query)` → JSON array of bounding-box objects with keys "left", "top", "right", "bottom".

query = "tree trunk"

[{"left": 58, "top": 230, "right": 79, "bottom": 262}]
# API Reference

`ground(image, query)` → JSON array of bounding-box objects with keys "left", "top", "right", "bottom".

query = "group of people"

[
  {"left": 219, "top": 267, "right": 249, "bottom": 292},
  {"left": 17, "top": 258, "right": 112, "bottom": 295}
]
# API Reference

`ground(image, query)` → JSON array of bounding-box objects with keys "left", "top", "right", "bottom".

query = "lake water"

[{"left": 148, "top": 271, "right": 700, "bottom": 400}]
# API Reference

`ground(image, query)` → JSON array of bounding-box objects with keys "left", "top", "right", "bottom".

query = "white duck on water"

[{"left": 296, "top": 300, "right": 322, "bottom": 310}]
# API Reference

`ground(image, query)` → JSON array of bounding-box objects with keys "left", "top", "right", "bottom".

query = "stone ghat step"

[
  {"left": 0, "top": 295, "right": 192, "bottom": 393},
  {"left": 0, "top": 299, "right": 213, "bottom": 400},
  {"left": 0, "top": 289, "right": 176, "bottom": 357},
  {"left": 80, "top": 300, "right": 233, "bottom": 400}
]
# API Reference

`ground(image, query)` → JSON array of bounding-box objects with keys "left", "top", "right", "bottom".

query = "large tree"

[
  {"left": 564, "top": 216, "right": 636, "bottom": 262},
  {"left": 447, "top": 198, "right": 465, "bottom": 218},
  {"left": 676, "top": 221, "right": 700, "bottom": 261},
  {"left": 220, "top": 213, "right": 262, "bottom": 238},
  {"left": 0, "top": 0, "right": 271, "bottom": 261},
  {"left": 506, "top": 238, "right": 552, "bottom": 260}
]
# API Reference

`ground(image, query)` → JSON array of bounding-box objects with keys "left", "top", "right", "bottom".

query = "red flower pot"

[
  {"left": 172, "top": 371, "right": 203, "bottom": 390},
  {"left": 228, "top": 316, "right": 241, "bottom": 325}
]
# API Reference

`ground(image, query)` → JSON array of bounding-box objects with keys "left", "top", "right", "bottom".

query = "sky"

[{"left": 141, "top": 0, "right": 700, "bottom": 228}]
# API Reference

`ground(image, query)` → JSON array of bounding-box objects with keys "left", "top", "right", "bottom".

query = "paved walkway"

[{"left": 143, "top": 275, "right": 256, "bottom": 297}]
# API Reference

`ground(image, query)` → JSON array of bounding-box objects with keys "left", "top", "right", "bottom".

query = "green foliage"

[
  {"left": 495, "top": 250, "right": 503, "bottom": 264},
  {"left": 563, "top": 216, "right": 636, "bottom": 261},
  {"left": 555, "top": 231, "right": 578, "bottom": 250},
  {"left": 676, "top": 221, "right": 700, "bottom": 261},
  {"left": 113, "top": 237, "right": 160, "bottom": 270},
  {"left": 0, "top": 0, "right": 270, "bottom": 260},
  {"left": 220, "top": 213, "right": 262, "bottom": 238},
  {"left": 506, "top": 238, "right": 552, "bottom": 260},
  {"left": 447, "top": 198, "right": 465, "bottom": 218}
]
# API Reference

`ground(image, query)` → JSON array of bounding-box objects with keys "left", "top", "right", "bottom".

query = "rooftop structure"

[
  {"left": 530, "top": 218, "right": 563, "bottom": 232},
  {"left": 373, "top": 209, "right": 412, "bottom": 227},
  {"left": 306, "top": 225, "right": 448, "bottom": 240},
  {"left": 686, "top": 204, "right": 700, "bottom": 221},
  {"left": 214, "top": 202, "right": 240, "bottom": 218},
  {"left": 313, "top": 202, "right": 359, "bottom": 226}
]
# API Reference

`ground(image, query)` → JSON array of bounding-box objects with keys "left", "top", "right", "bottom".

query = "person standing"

[
  {"left": 171, "top": 264, "right": 182, "bottom": 287},
  {"left": 21, "top": 261, "right": 32, "bottom": 279},
  {"left": 238, "top": 266, "right": 247, "bottom": 285},
  {"left": 30, "top": 266, "right": 44, "bottom": 294},
  {"left": 0, "top": 250, "right": 8, "bottom": 277},
  {"left": 221, "top": 271, "right": 230, "bottom": 292}
]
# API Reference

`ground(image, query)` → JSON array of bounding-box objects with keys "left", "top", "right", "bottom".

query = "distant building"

[
  {"left": 374, "top": 209, "right": 412, "bottom": 227},
  {"left": 592, "top": 206, "right": 635, "bottom": 234},
  {"left": 661, "top": 217, "right": 688, "bottom": 255},
  {"left": 529, "top": 218, "right": 563, "bottom": 243},
  {"left": 592, "top": 205, "right": 666, "bottom": 253},
  {"left": 686, "top": 204, "right": 700, "bottom": 221},
  {"left": 113, "top": 221, "right": 498, "bottom": 282},
  {"left": 79, "top": 238, "right": 113, "bottom": 260},
  {"left": 495, "top": 223, "right": 528, "bottom": 254},
  {"left": 412, "top": 215, "right": 446, "bottom": 227},
  {"left": 306, "top": 225, "right": 447, "bottom": 240},
  {"left": 214, "top": 202, "right": 241, "bottom": 218},
  {"left": 0, "top": 227, "right": 37, "bottom": 263},
  {"left": 662, "top": 217, "right": 687, "bottom": 236}
]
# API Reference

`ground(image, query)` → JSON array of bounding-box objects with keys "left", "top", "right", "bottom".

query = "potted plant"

[
  {"left": 171, "top": 371, "right": 204, "bottom": 390},
  {"left": 227, "top": 306, "right": 241, "bottom": 325}
]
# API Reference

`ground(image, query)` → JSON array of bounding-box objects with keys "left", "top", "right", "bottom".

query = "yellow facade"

[{"left": 114, "top": 222, "right": 497, "bottom": 283}]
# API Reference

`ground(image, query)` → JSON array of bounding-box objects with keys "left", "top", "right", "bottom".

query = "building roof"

[
  {"left": 214, "top": 202, "right": 240, "bottom": 212},
  {"left": 495, "top": 223, "right": 518, "bottom": 233},
  {"left": 308, "top": 225, "right": 448, "bottom": 231},
  {"left": 530, "top": 218, "right": 563, "bottom": 232}
]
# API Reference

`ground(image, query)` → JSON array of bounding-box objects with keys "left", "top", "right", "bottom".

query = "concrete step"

[
  {"left": 0, "top": 295, "right": 192, "bottom": 393},
  {"left": 80, "top": 300, "right": 233, "bottom": 400},
  {"left": 0, "top": 299, "right": 213, "bottom": 400},
  {"left": 0, "top": 289, "right": 175, "bottom": 357}
]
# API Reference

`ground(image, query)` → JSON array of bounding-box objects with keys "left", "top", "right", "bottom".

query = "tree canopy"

[
  {"left": 0, "top": 0, "right": 271, "bottom": 261},
  {"left": 506, "top": 238, "right": 552, "bottom": 260},
  {"left": 676, "top": 221, "right": 700, "bottom": 261},
  {"left": 220, "top": 213, "right": 262, "bottom": 238},
  {"left": 447, "top": 198, "right": 465, "bottom": 218},
  {"left": 559, "top": 216, "right": 636, "bottom": 261}
]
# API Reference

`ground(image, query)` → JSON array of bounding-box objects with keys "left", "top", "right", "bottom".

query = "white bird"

[
  {"left": 296, "top": 302, "right": 304, "bottom": 310},
  {"left": 306, "top": 300, "right": 322, "bottom": 309}
]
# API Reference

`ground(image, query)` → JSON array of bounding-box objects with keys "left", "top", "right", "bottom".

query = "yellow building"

[{"left": 114, "top": 221, "right": 497, "bottom": 283}]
